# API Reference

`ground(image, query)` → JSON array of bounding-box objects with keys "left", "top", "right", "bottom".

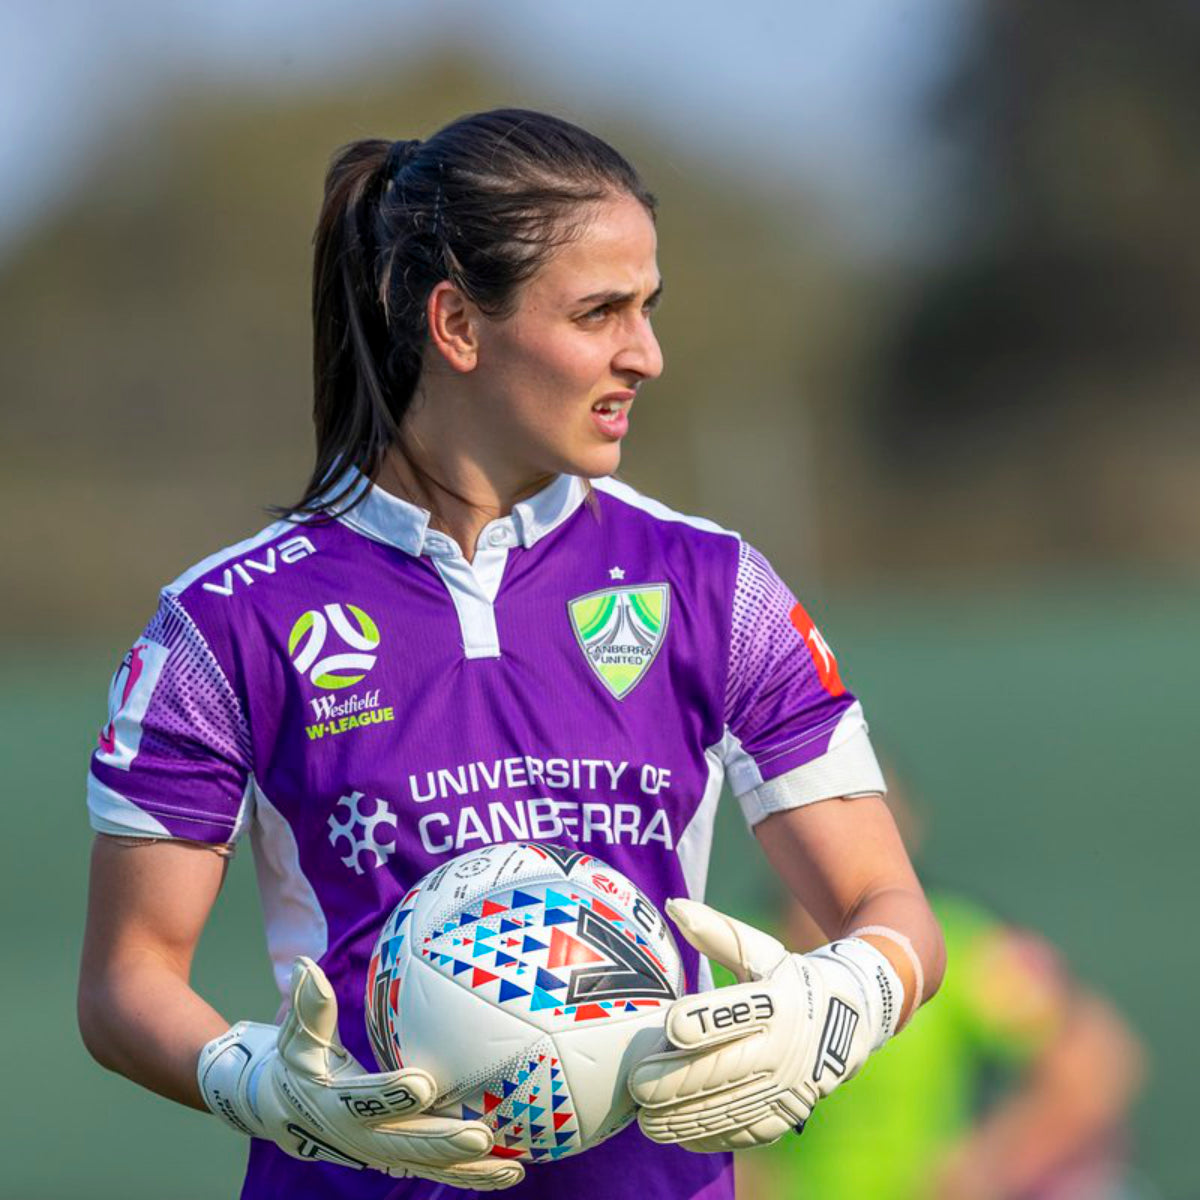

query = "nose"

[{"left": 614, "top": 313, "right": 664, "bottom": 382}]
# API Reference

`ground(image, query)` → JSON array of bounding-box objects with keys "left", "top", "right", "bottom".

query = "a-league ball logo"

[{"left": 288, "top": 603, "right": 380, "bottom": 690}]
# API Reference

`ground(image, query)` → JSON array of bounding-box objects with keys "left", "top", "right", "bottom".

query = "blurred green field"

[{"left": 3, "top": 578, "right": 1195, "bottom": 1199}]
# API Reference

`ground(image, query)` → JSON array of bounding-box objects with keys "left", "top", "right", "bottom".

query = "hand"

[
  {"left": 628, "top": 898, "right": 902, "bottom": 1152},
  {"left": 198, "top": 956, "right": 522, "bottom": 1190}
]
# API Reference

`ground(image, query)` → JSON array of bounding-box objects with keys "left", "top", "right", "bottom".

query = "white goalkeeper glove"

[
  {"left": 628, "top": 899, "right": 904, "bottom": 1152},
  {"left": 197, "top": 956, "right": 522, "bottom": 1190}
]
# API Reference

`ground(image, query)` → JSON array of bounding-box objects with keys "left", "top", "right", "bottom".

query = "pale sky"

[{"left": 0, "top": 0, "right": 970, "bottom": 253}]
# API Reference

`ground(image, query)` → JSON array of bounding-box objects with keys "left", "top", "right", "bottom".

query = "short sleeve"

[
  {"left": 722, "top": 542, "right": 885, "bottom": 826},
  {"left": 87, "top": 591, "right": 253, "bottom": 844}
]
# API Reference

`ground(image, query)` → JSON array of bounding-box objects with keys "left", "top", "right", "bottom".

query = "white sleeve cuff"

[{"left": 736, "top": 726, "right": 886, "bottom": 828}]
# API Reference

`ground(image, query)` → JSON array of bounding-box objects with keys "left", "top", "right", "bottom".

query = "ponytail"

[{"left": 287, "top": 139, "right": 419, "bottom": 518}]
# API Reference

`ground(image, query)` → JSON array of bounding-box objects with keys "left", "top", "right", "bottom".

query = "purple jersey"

[{"left": 88, "top": 472, "right": 883, "bottom": 1200}]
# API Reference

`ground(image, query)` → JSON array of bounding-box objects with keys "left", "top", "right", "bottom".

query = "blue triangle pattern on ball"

[
  {"left": 529, "top": 986, "right": 561, "bottom": 1012},
  {"left": 499, "top": 979, "right": 532, "bottom": 1008},
  {"left": 535, "top": 966, "right": 566, "bottom": 992}
]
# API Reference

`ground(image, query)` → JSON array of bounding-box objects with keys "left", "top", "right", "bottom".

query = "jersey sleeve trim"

[
  {"left": 87, "top": 772, "right": 255, "bottom": 844},
  {"left": 87, "top": 773, "right": 173, "bottom": 838},
  {"left": 732, "top": 704, "right": 887, "bottom": 827}
]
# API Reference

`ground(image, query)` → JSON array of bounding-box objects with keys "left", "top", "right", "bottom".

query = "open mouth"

[
  {"left": 591, "top": 395, "right": 633, "bottom": 439},
  {"left": 592, "top": 397, "right": 632, "bottom": 417}
]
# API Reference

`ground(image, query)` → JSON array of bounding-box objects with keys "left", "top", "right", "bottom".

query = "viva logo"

[
  {"left": 568, "top": 584, "right": 669, "bottom": 700},
  {"left": 289, "top": 603, "right": 381, "bottom": 690}
]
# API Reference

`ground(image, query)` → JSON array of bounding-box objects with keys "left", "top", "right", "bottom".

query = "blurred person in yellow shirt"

[{"left": 731, "top": 780, "right": 1147, "bottom": 1200}]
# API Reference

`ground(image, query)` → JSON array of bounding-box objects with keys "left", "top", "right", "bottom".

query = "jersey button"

[{"left": 486, "top": 528, "right": 509, "bottom": 547}]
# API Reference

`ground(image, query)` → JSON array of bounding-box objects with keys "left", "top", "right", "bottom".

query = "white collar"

[{"left": 328, "top": 469, "right": 589, "bottom": 558}]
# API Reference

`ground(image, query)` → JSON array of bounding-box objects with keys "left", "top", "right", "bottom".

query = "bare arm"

[
  {"left": 755, "top": 795, "right": 946, "bottom": 1024},
  {"left": 77, "top": 835, "right": 234, "bottom": 1110}
]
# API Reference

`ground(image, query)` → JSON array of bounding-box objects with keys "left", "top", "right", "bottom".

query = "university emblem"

[{"left": 568, "top": 584, "right": 669, "bottom": 700}]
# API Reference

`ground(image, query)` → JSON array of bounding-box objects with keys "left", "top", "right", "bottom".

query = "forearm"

[
  {"left": 78, "top": 947, "right": 230, "bottom": 1110},
  {"left": 841, "top": 884, "right": 946, "bottom": 1025},
  {"left": 79, "top": 836, "right": 234, "bottom": 1112},
  {"left": 755, "top": 798, "right": 946, "bottom": 1027}
]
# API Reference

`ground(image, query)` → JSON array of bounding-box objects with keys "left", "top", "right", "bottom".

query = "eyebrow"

[{"left": 576, "top": 280, "right": 664, "bottom": 308}]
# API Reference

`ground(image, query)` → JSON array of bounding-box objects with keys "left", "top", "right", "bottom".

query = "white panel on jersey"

[
  {"left": 735, "top": 704, "right": 886, "bottom": 828},
  {"left": 86, "top": 773, "right": 172, "bottom": 838},
  {"left": 673, "top": 743, "right": 730, "bottom": 994},
  {"left": 712, "top": 725, "right": 762, "bottom": 799},
  {"left": 431, "top": 544, "right": 508, "bottom": 659},
  {"left": 250, "top": 778, "right": 329, "bottom": 1004},
  {"left": 94, "top": 639, "right": 171, "bottom": 772},
  {"left": 675, "top": 743, "right": 728, "bottom": 908},
  {"left": 228, "top": 776, "right": 256, "bottom": 843}
]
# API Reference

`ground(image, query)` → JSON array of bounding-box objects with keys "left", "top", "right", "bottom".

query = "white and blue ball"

[{"left": 366, "top": 843, "right": 685, "bottom": 1163}]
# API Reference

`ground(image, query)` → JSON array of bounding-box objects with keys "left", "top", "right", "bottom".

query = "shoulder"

[
  {"left": 149, "top": 517, "right": 345, "bottom": 667},
  {"left": 163, "top": 518, "right": 324, "bottom": 602},
  {"left": 591, "top": 477, "right": 742, "bottom": 548}
]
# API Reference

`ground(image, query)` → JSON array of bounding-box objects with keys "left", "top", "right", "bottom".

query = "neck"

[{"left": 374, "top": 445, "right": 554, "bottom": 564}]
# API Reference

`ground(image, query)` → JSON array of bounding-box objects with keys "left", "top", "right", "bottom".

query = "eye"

[{"left": 578, "top": 303, "right": 613, "bottom": 324}]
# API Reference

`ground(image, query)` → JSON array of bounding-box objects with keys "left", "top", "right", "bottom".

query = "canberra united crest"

[{"left": 568, "top": 584, "right": 669, "bottom": 700}]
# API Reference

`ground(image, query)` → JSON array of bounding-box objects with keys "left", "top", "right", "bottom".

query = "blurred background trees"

[{"left": 850, "top": 0, "right": 1200, "bottom": 574}]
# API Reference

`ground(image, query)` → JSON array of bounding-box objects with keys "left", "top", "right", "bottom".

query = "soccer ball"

[{"left": 365, "top": 842, "right": 685, "bottom": 1163}]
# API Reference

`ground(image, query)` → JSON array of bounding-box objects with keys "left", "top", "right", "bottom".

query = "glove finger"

[
  {"left": 278, "top": 956, "right": 342, "bottom": 1074},
  {"left": 665, "top": 899, "right": 788, "bottom": 981},
  {"left": 662, "top": 980, "right": 779, "bottom": 1051},
  {"left": 368, "top": 1115, "right": 496, "bottom": 1164},
  {"left": 387, "top": 1155, "right": 526, "bottom": 1190},
  {"left": 629, "top": 1036, "right": 769, "bottom": 1108},
  {"left": 637, "top": 1077, "right": 808, "bottom": 1147},
  {"left": 670, "top": 1109, "right": 797, "bottom": 1153},
  {"left": 328, "top": 1067, "right": 439, "bottom": 1124}
]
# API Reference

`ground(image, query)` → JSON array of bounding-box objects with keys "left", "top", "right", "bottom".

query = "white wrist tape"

[{"left": 848, "top": 924, "right": 924, "bottom": 1027}]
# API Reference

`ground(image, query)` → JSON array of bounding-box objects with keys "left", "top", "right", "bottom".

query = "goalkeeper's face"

[{"left": 462, "top": 192, "right": 664, "bottom": 485}]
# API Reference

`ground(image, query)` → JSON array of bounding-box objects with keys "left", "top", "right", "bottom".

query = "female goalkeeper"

[{"left": 79, "top": 108, "right": 945, "bottom": 1199}]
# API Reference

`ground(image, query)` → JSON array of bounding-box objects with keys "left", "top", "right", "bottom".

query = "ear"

[{"left": 426, "top": 280, "right": 480, "bottom": 373}]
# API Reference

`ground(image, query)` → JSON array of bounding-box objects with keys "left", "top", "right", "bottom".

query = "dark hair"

[{"left": 279, "top": 108, "right": 656, "bottom": 519}]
